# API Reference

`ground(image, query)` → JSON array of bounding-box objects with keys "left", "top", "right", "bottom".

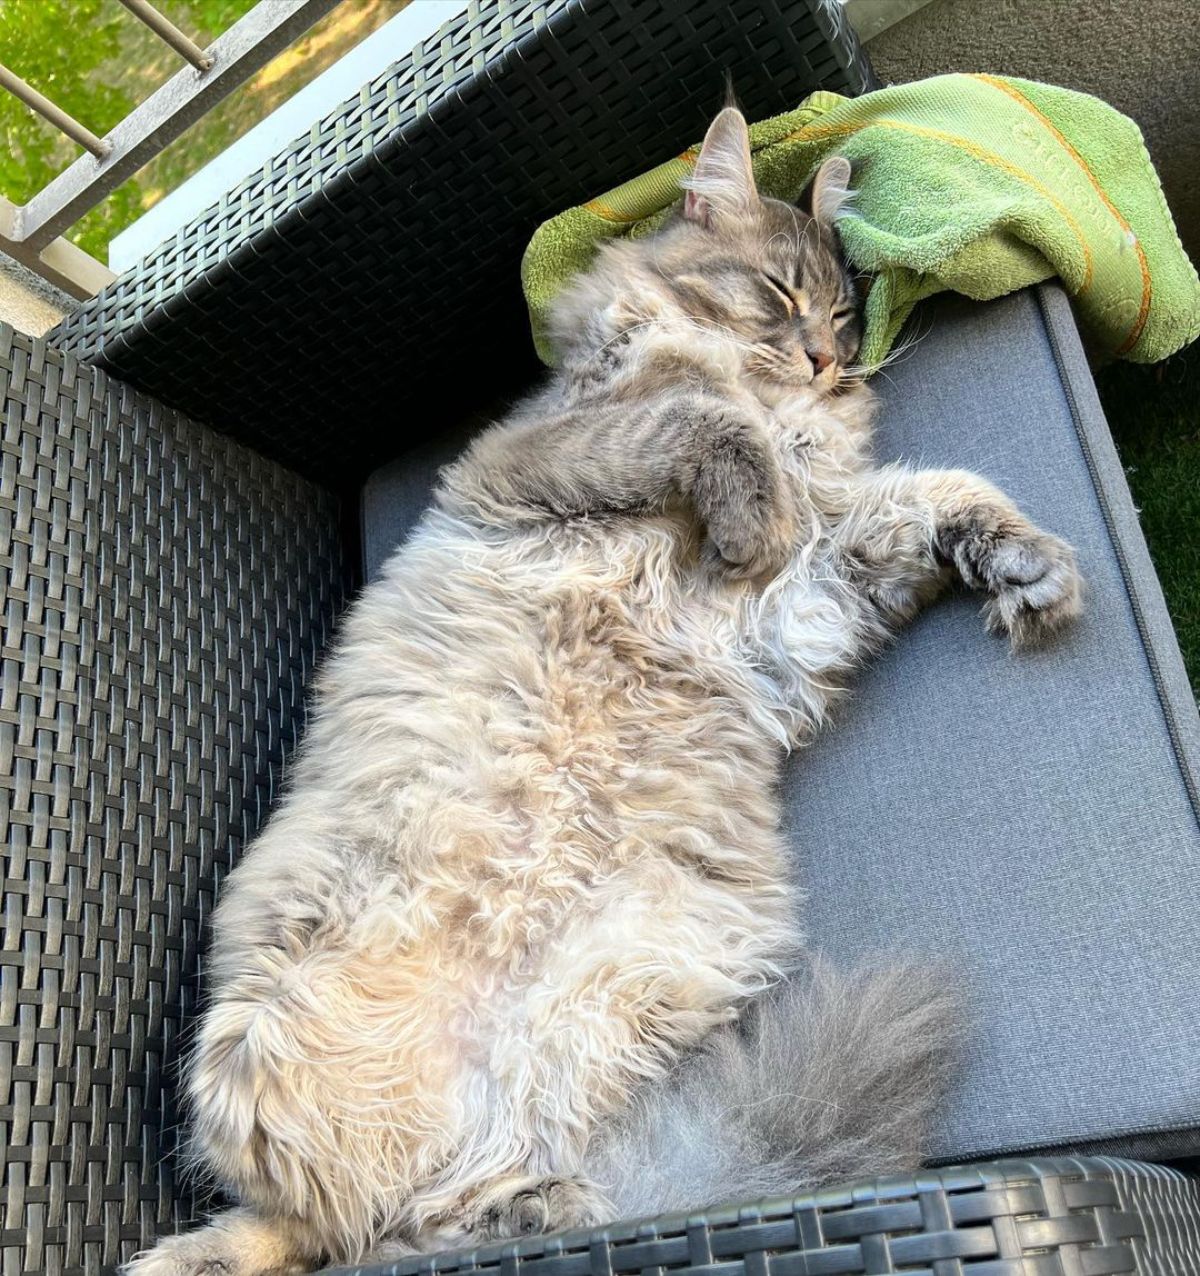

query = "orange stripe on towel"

[
  {"left": 583, "top": 198, "right": 643, "bottom": 223},
  {"left": 972, "top": 74, "right": 1151, "bottom": 354}
]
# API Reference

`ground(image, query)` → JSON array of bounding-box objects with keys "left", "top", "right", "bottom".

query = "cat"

[{"left": 128, "top": 106, "right": 1080, "bottom": 1276}]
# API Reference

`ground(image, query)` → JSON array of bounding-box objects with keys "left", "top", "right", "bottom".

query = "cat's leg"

[
  {"left": 840, "top": 465, "right": 1082, "bottom": 645},
  {"left": 448, "top": 392, "right": 795, "bottom": 577},
  {"left": 127, "top": 934, "right": 473, "bottom": 1276},
  {"left": 123, "top": 1209, "right": 312, "bottom": 1276}
]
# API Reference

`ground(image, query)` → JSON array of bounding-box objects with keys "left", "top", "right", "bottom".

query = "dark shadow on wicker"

[{"left": 48, "top": 0, "right": 876, "bottom": 486}]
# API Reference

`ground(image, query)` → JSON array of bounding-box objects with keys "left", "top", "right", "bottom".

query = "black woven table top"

[{"left": 50, "top": 0, "right": 875, "bottom": 486}]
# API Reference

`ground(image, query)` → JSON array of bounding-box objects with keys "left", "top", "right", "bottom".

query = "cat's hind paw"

[
  {"left": 121, "top": 1212, "right": 306, "bottom": 1276},
  {"left": 468, "top": 1174, "right": 610, "bottom": 1241},
  {"left": 122, "top": 1235, "right": 234, "bottom": 1276}
]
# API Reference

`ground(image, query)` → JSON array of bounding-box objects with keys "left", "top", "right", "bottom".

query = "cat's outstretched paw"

[
  {"left": 943, "top": 520, "right": 1082, "bottom": 646},
  {"left": 981, "top": 532, "right": 1082, "bottom": 647}
]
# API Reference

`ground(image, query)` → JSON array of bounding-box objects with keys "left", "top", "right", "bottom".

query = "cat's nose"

[{"left": 807, "top": 347, "right": 835, "bottom": 375}]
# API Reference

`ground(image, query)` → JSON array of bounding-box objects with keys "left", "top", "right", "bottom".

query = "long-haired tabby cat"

[{"left": 132, "top": 107, "right": 1081, "bottom": 1276}]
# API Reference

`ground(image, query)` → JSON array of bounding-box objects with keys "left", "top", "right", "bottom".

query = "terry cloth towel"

[{"left": 522, "top": 74, "right": 1200, "bottom": 369}]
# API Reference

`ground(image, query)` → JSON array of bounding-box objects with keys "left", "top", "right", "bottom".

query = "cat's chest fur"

[
  {"left": 530, "top": 333, "right": 880, "bottom": 746},
  {"left": 590, "top": 314, "right": 876, "bottom": 492}
]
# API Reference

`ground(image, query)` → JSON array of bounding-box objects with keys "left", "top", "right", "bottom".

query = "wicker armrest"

[
  {"left": 49, "top": 0, "right": 874, "bottom": 484},
  {"left": 0, "top": 327, "right": 352, "bottom": 1276},
  {"left": 331, "top": 1158, "right": 1200, "bottom": 1276}
]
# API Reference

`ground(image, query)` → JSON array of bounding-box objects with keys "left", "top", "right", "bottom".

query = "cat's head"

[{"left": 652, "top": 107, "right": 861, "bottom": 394}]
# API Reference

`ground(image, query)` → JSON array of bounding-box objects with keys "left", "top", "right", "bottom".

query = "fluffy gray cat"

[{"left": 129, "top": 106, "right": 1080, "bottom": 1276}]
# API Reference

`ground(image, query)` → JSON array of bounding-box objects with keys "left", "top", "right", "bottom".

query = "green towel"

[{"left": 522, "top": 74, "right": 1200, "bottom": 369}]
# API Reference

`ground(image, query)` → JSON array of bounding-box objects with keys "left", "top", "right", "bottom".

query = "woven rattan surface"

[
  {"left": 330, "top": 1158, "right": 1200, "bottom": 1276},
  {"left": 50, "top": 0, "right": 876, "bottom": 484},
  {"left": 0, "top": 326, "right": 349, "bottom": 1276}
]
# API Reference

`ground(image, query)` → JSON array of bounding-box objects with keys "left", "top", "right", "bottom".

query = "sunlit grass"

[{"left": 0, "top": 0, "right": 410, "bottom": 261}]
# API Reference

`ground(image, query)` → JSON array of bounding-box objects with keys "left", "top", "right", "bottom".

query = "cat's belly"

[
  {"left": 193, "top": 519, "right": 809, "bottom": 1217},
  {"left": 435, "top": 634, "right": 785, "bottom": 925},
  {"left": 455, "top": 864, "right": 793, "bottom": 1168}
]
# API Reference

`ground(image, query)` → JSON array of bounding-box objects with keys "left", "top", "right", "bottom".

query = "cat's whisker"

[
  {"left": 677, "top": 316, "right": 762, "bottom": 353},
  {"left": 764, "top": 229, "right": 800, "bottom": 259},
  {"left": 841, "top": 326, "right": 930, "bottom": 386},
  {"left": 803, "top": 212, "right": 821, "bottom": 256}
]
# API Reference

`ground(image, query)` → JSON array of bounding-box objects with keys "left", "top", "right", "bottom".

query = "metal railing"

[{"left": 0, "top": 0, "right": 341, "bottom": 298}]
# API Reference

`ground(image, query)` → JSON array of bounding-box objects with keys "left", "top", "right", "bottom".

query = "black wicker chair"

[{"left": 4, "top": 3, "right": 1200, "bottom": 1275}]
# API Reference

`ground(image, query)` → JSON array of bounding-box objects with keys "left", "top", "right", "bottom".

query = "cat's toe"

[
  {"left": 506, "top": 1186, "right": 558, "bottom": 1236},
  {"left": 982, "top": 531, "right": 1082, "bottom": 647},
  {"left": 988, "top": 537, "right": 1052, "bottom": 586}
]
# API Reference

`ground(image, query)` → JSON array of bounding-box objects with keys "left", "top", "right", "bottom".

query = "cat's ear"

[
  {"left": 800, "top": 155, "right": 853, "bottom": 225},
  {"left": 681, "top": 107, "right": 758, "bottom": 228}
]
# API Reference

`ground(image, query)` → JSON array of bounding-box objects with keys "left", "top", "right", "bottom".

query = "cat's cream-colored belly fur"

[{"left": 189, "top": 511, "right": 827, "bottom": 1253}]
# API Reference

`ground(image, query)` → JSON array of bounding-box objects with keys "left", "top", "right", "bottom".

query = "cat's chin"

[{"left": 747, "top": 371, "right": 823, "bottom": 409}]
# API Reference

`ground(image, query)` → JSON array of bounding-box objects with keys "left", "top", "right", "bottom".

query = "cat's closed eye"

[{"left": 761, "top": 273, "right": 794, "bottom": 313}]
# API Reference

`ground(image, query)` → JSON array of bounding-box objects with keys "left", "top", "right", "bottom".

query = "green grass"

[{"left": 1099, "top": 345, "right": 1200, "bottom": 696}]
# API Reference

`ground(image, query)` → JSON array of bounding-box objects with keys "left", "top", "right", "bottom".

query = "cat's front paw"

[
  {"left": 706, "top": 500, "right": 797, "bottom": 580},
  {"left": 983, "top": 532, "right": 1083, "bottom": 646},
  {"left": 945, "top": 521, "right": 1082, "bottom": 646},
  {"left": 691, "top": 411, "right": 796, "bottom": 580}
]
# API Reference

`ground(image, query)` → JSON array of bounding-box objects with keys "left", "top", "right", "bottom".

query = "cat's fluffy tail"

[{"left": 584, "top": 958, "right": 961, "bottom": 1218}]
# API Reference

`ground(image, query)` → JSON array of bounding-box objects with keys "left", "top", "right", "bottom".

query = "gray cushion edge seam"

[
  {"left": 931, "top": 1115, "right": 1200, "bottom": 1167},
  {"left": 1035, "top": 283, "right": 1200, "bottom": 826}
]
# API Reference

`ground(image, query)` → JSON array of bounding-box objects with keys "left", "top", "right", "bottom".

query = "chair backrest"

[{"left": 49, "top": 0, "right": 875, "bottom": 486}]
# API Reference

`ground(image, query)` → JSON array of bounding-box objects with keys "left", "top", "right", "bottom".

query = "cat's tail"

[{"left": 583, "top": 958, "right": 962, "bottom": 1218}]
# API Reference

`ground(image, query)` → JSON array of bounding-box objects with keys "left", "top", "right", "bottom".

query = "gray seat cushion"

[{"left": 360, "top": 284, "right": 1200, "bottom": 1163}]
